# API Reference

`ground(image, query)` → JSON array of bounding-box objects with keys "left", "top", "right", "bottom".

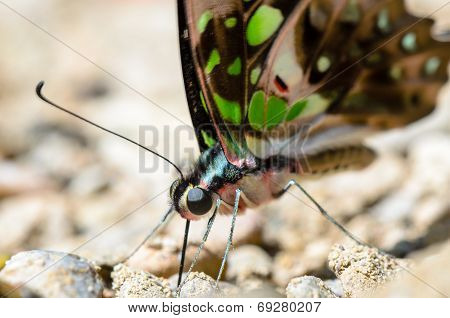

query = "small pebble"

[
  {"left": 237, "top": 278, "right": 284, "bottom": 298},
  {"left": 225, "top": 245, "right": 272, "bottom": 282},
  {"left": 169, "top": 273, "right": 238, "bottom": 296},
  {"left": 328, "top": 244, "right": 405, "bottom": 297},
  {"left": 111, "top": 264, "right": 171, "bottom": 298},
  {"left": 324, "top": 279, "right": 344, "bottom": 297},
  {"left": 286, "top": 276, "right": 337, "bottom": 298},
  {"left": 178, "top": 272, "right": 223, "bottom": 298},
  {"left": 0, "top": 250, "right": 103, "bottom": 297}
]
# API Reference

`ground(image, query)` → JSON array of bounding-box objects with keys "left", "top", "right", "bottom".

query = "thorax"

[{"left": 189, "top": 144, "right": 293, "bottom": 214}]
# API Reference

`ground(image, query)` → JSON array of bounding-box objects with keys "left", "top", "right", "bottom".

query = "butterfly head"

[{"left": 170, "top": 179, "right": 214, "bottom": 220}]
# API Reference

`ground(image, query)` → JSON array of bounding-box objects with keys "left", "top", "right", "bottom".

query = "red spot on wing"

[{"left": 274, "top": 75, "right": 289, "bottom": 93}]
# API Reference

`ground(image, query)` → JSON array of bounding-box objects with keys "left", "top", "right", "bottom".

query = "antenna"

[{"left": 36, "top": 81, "right": 184, "bottom": 178}]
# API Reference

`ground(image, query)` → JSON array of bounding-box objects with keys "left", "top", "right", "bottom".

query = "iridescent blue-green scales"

[{"left": 174, "top": 0, "right": 449, "bottom": 220}]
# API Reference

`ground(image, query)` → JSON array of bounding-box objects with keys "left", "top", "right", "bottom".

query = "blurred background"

[{"left": 0, "top": 0, "right": 449, "bottom": 296}]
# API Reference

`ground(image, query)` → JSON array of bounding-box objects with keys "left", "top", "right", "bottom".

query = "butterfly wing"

[
  {"left": 179, "top": 0, "right": 308, "bottom": 165},
  {"left": 179, "top": 0, "right": 449, "bottom": 165},
  {"left": 178, "top": 1, "right": 218, "bottom": 152},
  {"left": 247, "top": 0, "right": 450, "bottom": 158},
  {"left": 179, "top": 0, "right": 256, "bottom": 165}
]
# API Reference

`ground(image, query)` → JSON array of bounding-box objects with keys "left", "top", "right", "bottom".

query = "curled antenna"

[{"left": 36, "top": 81, "right": 184, "bottom": 178}]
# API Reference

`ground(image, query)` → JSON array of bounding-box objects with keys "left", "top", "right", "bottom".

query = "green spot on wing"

[
  {"left": 341, "top": 0, "right": 360, "bottom": 24},
  {"left": 389, "top": 65, "right": 402, "bottom": 80},
  {"left": 317, "top": 55, "right": 331, "bottom": 73},
  {"left": 401, "top": 32, "right": 417, "bottom": 53},
  {"left": 250, "top": 66, "right": 261, "bottom": 85},
  {"left": 377, "top": 8, "right": 390, "bottom": 33},
  {"left": 197, "top": 10, "right": 213, "bottom": 33},
  {"left": 205, "top": 49, "right": 220, "bottom": 74},
  {"left": 424, "top": 57, "right": 441, "bottom": 76},
  {"left": 201, "top": 130, "right": 216, "bottom": 148},
  {"left": 213, "top": 94, "right": 241, "bottom": 125},
  {"left": 227, "top": 57, "right": 242, "bottom": 75},
  {"left": 266, "top": 96, "right": 287, "bottom": 129},
  {"left": 246, "top": 5, "right": 283, "bottom": 46},
  {"left": 200, "top": 91, "right": 208, "bottom": 113},
  {"left": 225, "top": 17, "right": 237, "bottom": 28},
  {"left": 248, "top": 91, "right": 287, "bottom": 131},
  {"left": 248, "top": 91, "right": 265, "bottom": 131},
  {"left": 301, "top": 94, "right": 330, "bottom": 116},
  {"left": 286, "top": 100, "right": 308, "bottom": 121}
]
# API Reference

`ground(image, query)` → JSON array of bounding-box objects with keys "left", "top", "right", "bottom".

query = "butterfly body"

[{"left": 171, "top": 141, "right": 377, "bottom": 220}]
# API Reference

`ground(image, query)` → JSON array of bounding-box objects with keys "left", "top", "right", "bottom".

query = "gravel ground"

[{"left": 0, "top": 0, "right": 449, "bottom": 297}]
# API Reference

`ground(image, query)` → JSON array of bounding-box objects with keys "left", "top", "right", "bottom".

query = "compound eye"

[{"left": 186, "top": 188, "right": 212, "bottom": 216}]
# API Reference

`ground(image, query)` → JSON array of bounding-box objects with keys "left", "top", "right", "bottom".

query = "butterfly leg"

[
  {"left": 278, "top": 179, "right": 367, "bottom": 247},
  {"left": 215, "top": 188, "right": 241, "bottom": 287},
  {"left": 176, "top": 199, "right": 221, "bottom": 295}
]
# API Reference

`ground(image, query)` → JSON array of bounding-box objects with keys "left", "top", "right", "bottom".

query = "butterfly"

[
  {"left": 171, "top": 0, "right": 449, "bottom": 288},
  {"left": 37, "top": 0, "right": 449, "bottom": 292}
]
